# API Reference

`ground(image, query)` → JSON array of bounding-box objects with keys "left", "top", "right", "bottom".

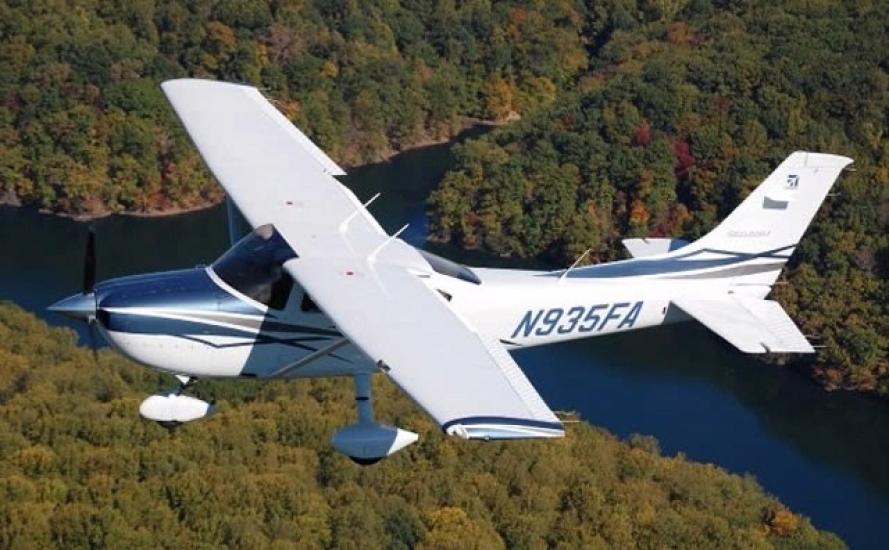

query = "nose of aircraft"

[{"left": 48, "top": 292, "right": 97, "bottom": 321}]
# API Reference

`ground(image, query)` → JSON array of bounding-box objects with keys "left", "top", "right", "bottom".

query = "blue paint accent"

[
  {"left": 104, "top": 312, "right": 342, "bottom": 357},
  {"left": 558, "top": 244, "right": 796, "bottom": 279},
  {"left": 178, "top": 334, "right": 318, "bottom": 353},
  {"left": 105, "top": 312, "right": 306, "bottom": 337},
  {"left": 104, "top": 311, "right": 339, "bottom": 340},
  {"left": 442, "top": 416, "right": 563, "bottom": 433},
  {"left": 93, "top": 267, "right": 347, "bottom": 358},
  {"left": 97, "top": 268, "right": 261, "bottom": 315}
]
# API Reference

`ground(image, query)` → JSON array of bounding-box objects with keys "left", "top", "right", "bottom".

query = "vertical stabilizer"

[{"left": 678, "top": 152, "right": 852, "bottom": 285}]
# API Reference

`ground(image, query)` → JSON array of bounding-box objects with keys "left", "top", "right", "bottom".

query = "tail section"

[
  {"left": 568, "top": 152, "right": 850, "bottom": 354},
  {"left": 569, "top": 152, "right": 851, "bottom": 290},
  {"left": 673, "top": 297, "right": 814, "bottom": 353},
  {"left": 676, "top": 151, "right": 852, "bottom": 286}
]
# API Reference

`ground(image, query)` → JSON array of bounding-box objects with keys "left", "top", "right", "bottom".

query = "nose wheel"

[{"left": 139, "top": 375, "right": 215, "bottom": 429}]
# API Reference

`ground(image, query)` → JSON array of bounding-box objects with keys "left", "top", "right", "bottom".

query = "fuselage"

[
  {"left": 85, "top": 256, "right": 745, "bottom": 380},
  {"left": 92, "top": 266, "right": 367, "bottom": 379}
]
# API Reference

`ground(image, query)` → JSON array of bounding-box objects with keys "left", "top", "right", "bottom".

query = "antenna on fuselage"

[
  {"left": 339, "top": 192, "right": 382, "bottom": 234},
  {"left": 367, "top": 223, "right": 409, "bottom": 264},
  {"left": 558, "top": 248, "right": 592, "bottom": 283}
]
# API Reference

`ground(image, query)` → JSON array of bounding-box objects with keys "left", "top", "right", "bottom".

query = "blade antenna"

[
  {"left": 339, "top": 192, "right": 381, "bottom": 234},
  {"left": 368, "top": 223, "right": 409, "bottom": 263},
  {"left": 559, "top": 248, "right": 592, "bottom": 283}
]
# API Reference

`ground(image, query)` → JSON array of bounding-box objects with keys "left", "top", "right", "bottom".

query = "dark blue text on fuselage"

[{"left": 511, "top": 301, "right": 643, "bottom": 339}]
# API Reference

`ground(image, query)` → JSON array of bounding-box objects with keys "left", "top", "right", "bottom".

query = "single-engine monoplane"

[{"left": 50, "top": 79, "right": 852, "bottom": 463}]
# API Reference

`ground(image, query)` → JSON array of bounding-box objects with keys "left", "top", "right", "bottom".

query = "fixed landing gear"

[
  {"left": 139, "top": 375, "right": 216, "bottom": 429},
  {"left": 331, "top": 373, "right": 418, "bottom": 465}
]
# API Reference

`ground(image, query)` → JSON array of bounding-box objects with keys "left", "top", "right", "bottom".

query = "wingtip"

[
  {"left": 443, "top": 417, "right": 565, "bottom": 440},
  {"left": 160, "top": 78, "right": 258, "bottom": 95},
  {"left": 788, "top": 151, "right": 855, "bottom": 169}
]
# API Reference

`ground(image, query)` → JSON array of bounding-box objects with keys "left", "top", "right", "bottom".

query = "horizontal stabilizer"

[
  {"left": 673, "top": 298, "right": 814, "bottom": 354},
  {"left": 623, "top": 238, "right": 689, "bottom": 258}
]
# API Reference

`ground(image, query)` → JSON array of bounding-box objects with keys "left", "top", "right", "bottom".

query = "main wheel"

[{"left": 348, "top": 456, "right": 383, "bottom": 466}]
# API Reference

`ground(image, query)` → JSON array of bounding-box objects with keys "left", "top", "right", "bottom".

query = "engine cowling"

[
  {"left": 139, "top": 392, "right": 215, "bottom": 427},
  {"left": 331, "top": 423, "right": 418, "bottom": 465}
]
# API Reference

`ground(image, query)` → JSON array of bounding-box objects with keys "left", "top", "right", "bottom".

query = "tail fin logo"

[{"left": 785, "top": 174, "right": 800, "bottom": 189}]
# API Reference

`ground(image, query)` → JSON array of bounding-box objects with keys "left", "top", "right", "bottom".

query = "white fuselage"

[{"left": 95, "top": 262, "right": 757, "bottom": 381}]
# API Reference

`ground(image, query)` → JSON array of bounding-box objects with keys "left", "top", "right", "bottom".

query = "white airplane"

[{"left": 49, "top": 79, "right": 852, "bottom": 464}]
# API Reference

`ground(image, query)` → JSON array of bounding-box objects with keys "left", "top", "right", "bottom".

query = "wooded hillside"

[
  {"left": 0, "top": 0, "right": 587, "bottom": 215},
  {"left": 0, "top": 303, "right": 842, "bottom": 547}
]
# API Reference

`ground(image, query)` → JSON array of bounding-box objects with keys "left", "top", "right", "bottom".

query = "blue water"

[{"left": 1, "top": 134, "right": 887, "bottom": 548}]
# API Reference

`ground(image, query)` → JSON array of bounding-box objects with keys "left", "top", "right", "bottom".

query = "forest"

[
  {"left": 428, "top": 0, "right": 888, "bottom": 397},
  {"left": 0, "top": 0, "right": 587, "bottom": 215},
  {"left": 0, "top": 303, "right": 843, "bottom": 548}
]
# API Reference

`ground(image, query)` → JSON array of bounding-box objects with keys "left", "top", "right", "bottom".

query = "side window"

[
  {"left": 418, "top": 249, "right": 481, "bottom": 285},
  {"left": 267, "top": 273, "right": 295, "bottom": 310},
  {"left": 212, "top": 224, "right": 297, "bottom": 309}
]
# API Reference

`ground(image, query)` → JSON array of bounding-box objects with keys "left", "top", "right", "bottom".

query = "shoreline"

[{"left": 1, "top": 118, "right": 502, "bottom": 223}]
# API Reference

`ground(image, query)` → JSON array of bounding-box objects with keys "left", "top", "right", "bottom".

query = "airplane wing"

[
  {"left": 673, "top": 297, "right": 814, "bottom": 353},
  {"left": 288, "top": 257, "right": 564, "bottom": 439},
  {"left": 162, "top": 79, "right": 563, "bottom": 439},
  {"left": 161, "top": 78, "right": 388, "bottom": 258}
]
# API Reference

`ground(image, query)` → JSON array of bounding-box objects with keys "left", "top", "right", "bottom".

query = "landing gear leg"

[
  {"left": 174, "top": 374, "right": 194, "bottom": 395},
  {"left": 354, "top": 372, "right": 374, "bottom": 425},
  {"left": 158, "top": 375, "right": 196, "bottom": 431},
  {"left": 331, "top": 372, "right": 419, "bottom": 465}
]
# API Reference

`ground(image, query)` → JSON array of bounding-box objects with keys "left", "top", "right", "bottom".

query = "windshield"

[{"left": 212, "top": 224, "right": 297, "bottom": 309}]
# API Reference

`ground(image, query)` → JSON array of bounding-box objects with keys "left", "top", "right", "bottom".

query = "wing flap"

[
  {"left": 674, "top": 297, "right": 814, "bottom": 353},
  {"left": 285, "top": 257, "right": 563, "bottom": 439}
]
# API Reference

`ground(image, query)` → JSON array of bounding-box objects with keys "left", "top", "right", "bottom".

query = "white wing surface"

[
  {"left": 161, "top": 78, "right": 387, "bottom": 258},
  {"left": 674, "top": 298, "right": 814, "bottom": 353},
  {"left": 288, "top": 257, "right": 563, "bottom": 439},
  {"left": 162, "top": 79, "right": 563, "bottom": 439}
]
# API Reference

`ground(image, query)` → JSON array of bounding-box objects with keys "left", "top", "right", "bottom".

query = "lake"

[{"left": 1, "top": 133, "right": 887, "bottom": 548}]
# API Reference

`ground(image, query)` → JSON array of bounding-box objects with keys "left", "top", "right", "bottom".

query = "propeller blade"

[
  {"left": 83, "top": 227, "right": 96, "bottom": 294},
  {"left": 87, "top": 321, "right": 99, "bottom": 362}
]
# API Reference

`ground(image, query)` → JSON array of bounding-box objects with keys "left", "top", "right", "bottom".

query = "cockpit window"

[
  {"left": 212, "top": 224, "right": 298, "bottom": 308},
  {"left": 418, "top": 249, "right": 481, "bottom": 285}
]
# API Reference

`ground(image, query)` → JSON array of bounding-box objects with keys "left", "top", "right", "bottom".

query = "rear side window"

[{"left": 418, "top": 249, "right": 481, "bottom": 285}]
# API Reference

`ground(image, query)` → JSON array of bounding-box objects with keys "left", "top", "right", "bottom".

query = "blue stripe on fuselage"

[
  {"left": 556, "top": 245, "right": 795, "bottom": 279},
  {"left": 102, "top": 311, "right": 332, "bottom": 338},
  {"left": 97, "top": 268, "right": 261, "bottom": 315}
]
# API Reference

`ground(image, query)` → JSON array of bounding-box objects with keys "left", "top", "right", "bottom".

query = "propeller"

[
  {"left": 83, "top": 226, "right": 96, "bottom": 293},
  {"left": 83, "top": 227, "right": 100, "bottom": 361},
  {"left": 48, "top": 226, "right": 100, "bottom": 360}
]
